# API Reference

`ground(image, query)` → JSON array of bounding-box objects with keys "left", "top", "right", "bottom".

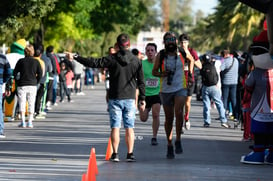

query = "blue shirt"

[{"left": 220, "top": 56, "right": 239, "bottom": 85}]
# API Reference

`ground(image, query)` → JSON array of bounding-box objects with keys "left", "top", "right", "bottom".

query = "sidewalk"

[{"left": 0, "top": 83, "right": 272, "bottom": 181}]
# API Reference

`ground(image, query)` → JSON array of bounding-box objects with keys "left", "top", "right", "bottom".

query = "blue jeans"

[
  {"left": 202, "top": 85, "right": 227, "bottom": 124},
  {"left": 108, "top": 99, "right": 136, "bottom": 128},
  {"left": 85, "top": 69, "right": 94, "bottom": 86},
  {"left": 0, "top": 85, "right": 3, "bottom": 134},
  {"left": 52, "top": 75, "right": 58, "bottom": 104},
  {"left": 221, "top": 84, "right": 237, "bottom": 119}
]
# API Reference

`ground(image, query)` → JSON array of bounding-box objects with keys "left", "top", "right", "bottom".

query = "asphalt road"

[{"left": 0, "top": 83, "right": 272, "bottom": 181}]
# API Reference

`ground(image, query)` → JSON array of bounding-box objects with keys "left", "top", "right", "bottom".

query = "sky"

[{"left": 192, "top": 0, "right": 218, "bottom": 15}]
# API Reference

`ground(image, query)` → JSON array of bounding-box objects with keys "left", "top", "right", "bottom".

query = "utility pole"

[{"left": 162, "top": 0, "right": 169, "bottom": 32}]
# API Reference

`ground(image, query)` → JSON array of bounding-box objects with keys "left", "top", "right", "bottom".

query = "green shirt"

[{"left": 142, "top": 59, "right": 160, "bottom": 96}]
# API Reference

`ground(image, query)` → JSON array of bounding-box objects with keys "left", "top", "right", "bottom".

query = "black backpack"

[{"left": 200, "top": 61, "right": 218, "bottom": 86}]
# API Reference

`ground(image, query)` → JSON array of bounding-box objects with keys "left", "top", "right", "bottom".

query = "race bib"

[{"left": 145, "top": 78, "right": 158, "bottom": 88}]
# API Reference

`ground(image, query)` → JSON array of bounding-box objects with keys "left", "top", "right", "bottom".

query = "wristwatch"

[{"left": 73, "top": 53, "right": 79, "bottom": 59}]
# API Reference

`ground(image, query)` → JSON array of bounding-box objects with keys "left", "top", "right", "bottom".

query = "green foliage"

[
  {"left": 42, "top": 0, "right": 150, "bottom": 55},
  {"left": 190, "top": 0, "right": 264, "bottom": 54},
  {"left": 0, "top": 0, "right": 56, "bottom": 45},
  {"left": 167, "top": 0, "right": 195, "bottom": 34}
]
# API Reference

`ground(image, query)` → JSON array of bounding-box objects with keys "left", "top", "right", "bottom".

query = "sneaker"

[
  {"left": 264, "top": 151, "right": 273, "bottom": 165},
  {"left": 166, "top": 145, "right": 175, "bottom": 159},
  {"left": 77, "top": 92, "right": 85, "bottom": 96},
  {"left": 0, "top": 133, "right": 6, "bottom": 138},
  {"left": 240, "top": 151, "right": 265, "bottom": 164},
  {"left": 27, "top": 122, "right": 34, "bottom": 128},
  {"left": 175, "top": 140, "right": 183, "bottom": 154},
  {"left": 40, "top": 112, "right": 47, "bottom": 116},
  {"left": 18, "top": 122, "right": 26, "bottom": 128},
  {"left": 221, "top": 122, "right": 231, "bottom": 128},
  {"left": 126, "top": 153, "right": 136, "bottom": 162},
  {"left": 185, "top": 120, "right": 190, "bottom": 130},
  {"left": 203, "top": 123, "right": 210, "bottom": 127},
  {"left": 35, "top": 114, "right": 46, "bottom": 119},
  {"left": 68, "top": 100, "right": 74, "bottom": 103},
  {"left": 110, "top": 153, "right": 120, "bottom": 162},
  {"left": 46, "top": 106, "right": 52, "bottom": 110},
  {"left": 151, "top": 138, "right": 158, "bottom": 146}
]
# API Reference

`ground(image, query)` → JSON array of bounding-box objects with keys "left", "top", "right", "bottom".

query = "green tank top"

[{"left": 142, "top": 59, "right": 160, "bottom": 96}]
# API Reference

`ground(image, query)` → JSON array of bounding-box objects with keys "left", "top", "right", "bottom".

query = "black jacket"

[
  {"left": 75, "top": 50, "right": 145, "bottom": 101},
  {"left": 13, "top": 56, "right": 42, "bottom": 86}
]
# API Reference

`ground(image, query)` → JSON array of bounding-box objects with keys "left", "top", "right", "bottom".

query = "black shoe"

[
  {"left": 126, "top": 153, "right": 136, "bottom": 162},
  {"left": 110, "top": 153, "right": 120, "bottom": 162},
  {"left": 151, "top": 138, "right": 158, "bottom": 146},
  {"left": 175, "top": 140, "right": 183, "bottom": 154},
  {"left": 204, "top": 123, "right": 210, "bottom": 127},
  {"left": 166, "top": 145, "right": 175, "bottom": 159}
]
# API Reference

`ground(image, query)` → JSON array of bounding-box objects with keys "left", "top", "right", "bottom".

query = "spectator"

[
  {"left": 45, "top": 45, "right": 59, "bottom": 109},
  {"left": 33, "top": 44, "right": 48, "bottom": 119},
  {"left": 72, "top": 60, "right": 85, "bottom": 95},
  {"left": 178, "top": 33, "right": 202, "bottom": 131},
  {"left": 220, "top": 49, "right": 239, "bottom": 121},
  {"left": 13, "top": 44, "right": 42, "bottom": 128},
  {"left": 5, "top": 39, "right": 27, "bottom": 121},
  {"left": 59, "top": 62, "right": 72, "bottom": 103},
  {"left": 0, "top": 54, "right": 12, "bottom": 138},
  {"left": 199, "top": 54, "right": 230, "bottom": 128}
]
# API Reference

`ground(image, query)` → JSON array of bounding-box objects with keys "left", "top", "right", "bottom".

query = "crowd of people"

[
  {"left": 0, "top": 40, "right": 102, "bottom": 132},
  {"left": 0, "top": 26, "right": 272, "bottom": 165}
]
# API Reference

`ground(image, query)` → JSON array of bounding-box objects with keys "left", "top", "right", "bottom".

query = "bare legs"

[
  {"left": 163, "top": 96, "right": 186, "bottom": 146},
  {"left": 111, "top": 127, "right": 135, "bottom": 154},
  {"left": 139, "top": 103, "right": 161, "bottom": 139}
]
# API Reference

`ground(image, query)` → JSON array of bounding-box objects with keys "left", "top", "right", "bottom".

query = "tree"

[
  {"left": 190, "top": 0, "right": 264, "bottom": 53},
  {"left": 41, "top": 0, "right": 152, "bottom": 55},
  {"left": 0, "top": 0, "right": 56, "bottom": 44}
]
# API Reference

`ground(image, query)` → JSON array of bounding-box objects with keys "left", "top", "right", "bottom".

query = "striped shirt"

[{"left": 0, "top": 54, "right": 12, "bottom": 85}]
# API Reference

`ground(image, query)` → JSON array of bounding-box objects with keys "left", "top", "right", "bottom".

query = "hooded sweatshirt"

[{"left": 74, "top": 50, "right": 145, "bottom": 100}]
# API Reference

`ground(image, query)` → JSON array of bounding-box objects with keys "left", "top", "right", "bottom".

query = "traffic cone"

[
  {"left": 81, "top": 173, "right": 86, "bottom": 181},
  {"left": 105, "top": 137, "right": 113, "bottom": 161},
  {"left": 86, "top": 148, "right": 98, "bottom": 181},
  {"left": 91, "top": 148, "right": 98, "bottom": 175}
]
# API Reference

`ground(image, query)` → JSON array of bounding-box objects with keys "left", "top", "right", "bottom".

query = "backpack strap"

[{"left": 159, "top": 49, "right": 165, "bottom": 73}]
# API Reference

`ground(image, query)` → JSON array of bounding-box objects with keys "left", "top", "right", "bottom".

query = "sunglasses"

[{"left": 165, "top": 37, "right": 176, "bottom": 43}]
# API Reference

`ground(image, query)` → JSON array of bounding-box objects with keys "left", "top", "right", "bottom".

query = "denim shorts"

[
  {"left": 160, "top": 88, "right": 187, "bottom": 106},
  {"left": 108, "top": 99, "right": 136, "bottom": 128}
]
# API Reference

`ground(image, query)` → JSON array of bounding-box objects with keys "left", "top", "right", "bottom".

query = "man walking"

[
  {"left": 200, "top": 54, "right": 230, "bottom": 128},
  {"left": 152, "top": 32, "right": 194, "bottom": 159},
  {"left": 66, "top": 33, "right": 145, "bottom": 162}
]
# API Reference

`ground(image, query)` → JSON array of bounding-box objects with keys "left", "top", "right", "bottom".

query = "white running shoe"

[{"left": 185, "top": 121, "right": 191, "bottom": 130}]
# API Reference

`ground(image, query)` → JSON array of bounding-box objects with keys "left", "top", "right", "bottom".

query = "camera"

[{"left": 167, "top": 70, "right": 175, "bottom": 85}]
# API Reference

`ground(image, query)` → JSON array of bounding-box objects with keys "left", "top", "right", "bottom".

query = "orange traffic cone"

[
  {"left": 91, "top": 148, "right": 98, "bottom": 175},
  {"left": 86, "top": 148, "right": 98, "bottom": 181},
  {"left": 105, "top": 137, "right": 113, "bottom": 161},
  {"left": 81, "top": 173, "right": 87, "bottom": 181}
]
